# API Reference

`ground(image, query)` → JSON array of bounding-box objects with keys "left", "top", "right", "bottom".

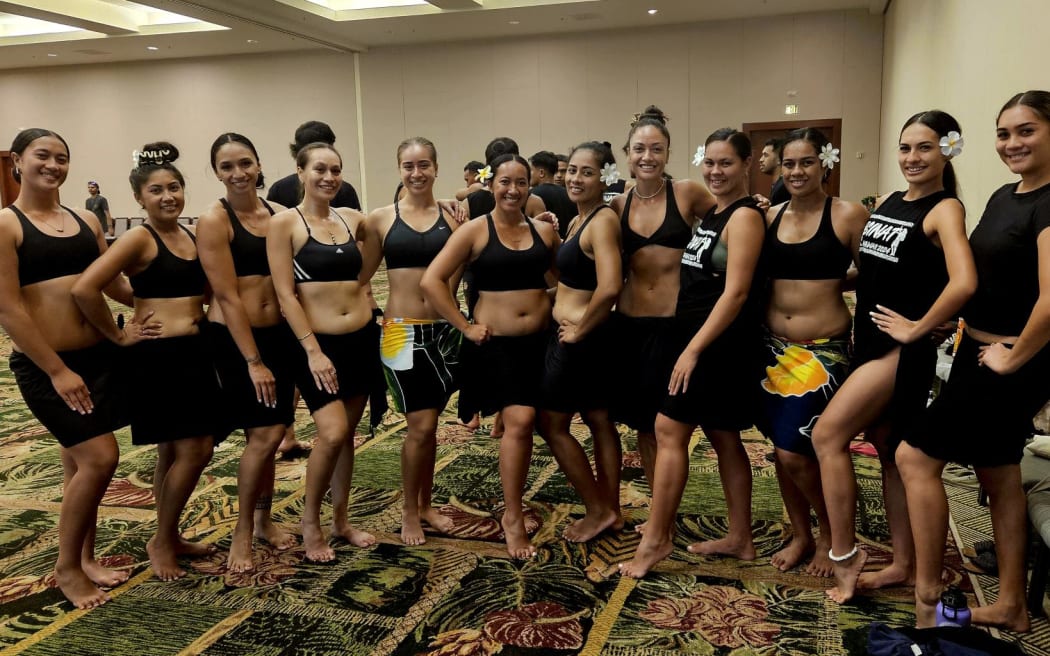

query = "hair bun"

[
  {"left": 630, "top": 105, "right": 669, "bottom": 128},
  {"left": 136, "top": 141, "right": 179, "bottom": 168}
]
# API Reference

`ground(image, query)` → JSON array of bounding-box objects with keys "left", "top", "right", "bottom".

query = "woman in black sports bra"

[
  {"left": 537, "top": 141, "right": 624, "bottom": 544},
  {"left": 607, "top": 105, "right": 715, "bottom": 495},
  {"left": 196, "top": 133, "right": 299, "bottom": 573},
  {"left": 267, "top": 142, "right": 378, "bottom": 563},
  {"left": 755, "top": 128, "right": 868, "bottom": 580},
  {"left": 363, "top": 137, "right": 462, "bottom": 546},
  {"left": 74, "top": 142, "right": 221, "bottom": 583},
  {"left": 812, "top": 112, "right": 976, "bottom": 604},
  {"left": 0, "top": 128, "right": 156, "bottom": 609},
  {"left": 422, "top": 153, "right": 559, "bottom": 560}
]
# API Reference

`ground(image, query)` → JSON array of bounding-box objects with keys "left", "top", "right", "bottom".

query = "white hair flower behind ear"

[
  {"left": 476, "top": 165, "right": 492, "bottom": 184},
  {"left": 819, "top": 143, "right": 841, "bottom": 169},
  {"left": 692, "top": 145, "right": 706, "bottom": 167},
  {"left": 939, "top": 131, "right": 964, "bottom": 157},
  {"left": 599, "top": 163, "right": 621, "bottom": 186}
]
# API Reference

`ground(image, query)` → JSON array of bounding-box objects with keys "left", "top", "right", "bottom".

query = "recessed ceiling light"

[
  {"left": 648, "top": 8, "right": 658, "bottom": 14},
  {"left": 246, "top": 39, "right": 258, "bottom": 44},
  {"left": 146, "top": 46, "right": 159, "bottom": 51},
  {"left": 508, "top": 20, "right": 520, "bottom": 25},
  {"left": 47, "top": 53, "right": 57, "bottom": 57}
]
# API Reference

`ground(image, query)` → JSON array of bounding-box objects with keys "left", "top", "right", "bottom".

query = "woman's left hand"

[
  {"left": 534, "top": 211, "right": 558, "bottom": 234},
  {"left": 668, "top": 349, "right": 699, "bottom": 395},
  {"left": 558, "top": 320, "right": 581, "bottom": 344},
  {"left": 978, "top": 342, "right": 1018, "bottom": 374},
  {"left": 870, "top": 304, "right": 920, "bottom": 344}
]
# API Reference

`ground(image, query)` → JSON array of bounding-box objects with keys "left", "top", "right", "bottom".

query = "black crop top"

[
  {"left": 472, "top": 214, "right": 550, "bottom": 292},
  {"left": 621, "top": 181, "right": 692, "bottom": 256},
  {"left": 292, "top": 208, "right": 363, "bottom": 283},
  {"left": 383, "top": 203, "right": 451, "bottom": 270},
  {"left": 764, "top": 197, "right": 852, "bottom": 281},
  {"left": 13, "top": 205, "right": 98, "bottom": 287},
  {"left": 222, "top": 198, "right": 275, "bottom": 277},
  {"left": 556, "top": 205, "right": 607, "bottom": 291},
  {"left": 129, "top": 224, "right": 207, "bottom": 299}
]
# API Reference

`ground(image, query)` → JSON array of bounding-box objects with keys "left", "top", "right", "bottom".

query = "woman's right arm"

[{"left": 420, "top": 220, "right": 490, "bottom": 344}]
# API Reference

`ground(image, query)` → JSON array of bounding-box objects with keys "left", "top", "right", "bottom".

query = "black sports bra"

[
  {"left": 222, "top": 198, "right": 276, "bottom": 277},
  {"left": 383, "top": 203, "right": 451, "bottom": 270},
  {"left": 472, "top": 214, "right": 550, "bottom": 292},
  {"left": 556, "top": 205, "right": 607, "bottom": 291},
  {"left": 292, "top": 208, "right": 363, "bottom": 283},
  {"left": 620, "top": 181, "right": 692, "bottom": 256},
  {"left": 13, "top": 205, "right": 98, "bottom": 287},
  {"left": 129, "top": 224, "right": 208, "bottom": 299},
  {"left": 764, "top": 197, "right": 853, "bottom": 281}
]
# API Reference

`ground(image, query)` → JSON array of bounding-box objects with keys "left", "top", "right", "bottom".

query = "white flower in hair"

[
  {"left": 939, "top": 131, "right": 964, "bottom": 157},
  {"left": 476, "top": 165, "right": 492, "bottom": 184},
  {"left": 599, "top": 163, "right": 621, "bottom": 186},
  {"left": 819, "top": 143, "right": 841, "bottom": 169},
  {"left": 692, "top": 145, "right": 706, "bottom": 167}
]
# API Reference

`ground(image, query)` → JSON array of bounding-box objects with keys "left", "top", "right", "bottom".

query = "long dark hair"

[{"left": 901, "top": 110, "right": 962, "bottom": 198}]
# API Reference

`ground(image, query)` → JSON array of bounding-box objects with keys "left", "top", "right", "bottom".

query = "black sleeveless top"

[
  {"left": 854, "top": 190, "right": 951, "bottom": 362},
  {"left": 383, "top": 203, "right": 451, "bottom": 270},
  {"left": 556, "top": 205, "right": 607, "bottom": 291},
  {"left": 222, "top": 198, "right": 275, "bottom": 277},
  {"left": 291, "top": 208, "right": 363, "bottom": 283},
  {"left": 472, "top": 214, "right": 550, "bottom": 292},
  {"left": 621, "top": 181, "right": 691, "bottom": 257},
  {"left": 764, "top": 197, "right": 852, "bottom": 280},
  {"left": 677, "top": 196, "right": 764, "bottom": 326},
  {"left": 129, "top": 224, "right": 208, "bottom": 299},
  {"left": 13, "top": 205, "right": 98, "bottom": 287}
]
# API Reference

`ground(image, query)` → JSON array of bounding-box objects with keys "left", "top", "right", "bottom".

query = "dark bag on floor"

[{"left": 868, "top": 623, "right": 1024, "bottom": 656}]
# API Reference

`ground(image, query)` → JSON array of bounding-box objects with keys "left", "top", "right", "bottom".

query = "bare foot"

[
  {"left": 421, "top": 507, "right": 455, "bottom": 535},
  {"left": 82, "top": 558, "right": 129, "bottom": 588},
  {"left": 54, "top": 566, "right": 111, "bottom": 609},
  {"left": 634, "top": 521, "right": 647, "bottom": 534},
  {"left": 826, "top": 547, "right": 868, "bottom": 604},
  {"left": 805, "top": 540, "right": 834, "bottom": 578},
  {"left": 858, "top": 562, "right": 914, "bottom": 590},
  {"left": 618, "top": 536, "right": 674, "bottom": 578},
  {"left": 563, "top": 509, "right": 619, "bottom": 543},
  {"left": 226, "top": 527, "right": 255, "bottom": 573},
  {"left": 770, "top": 536, "right": 814, "bottom": 572},
  {"left": 332, "top": 522, "right": 377, "bottom": 548},
  {"left": 501, "top": 514, "right": 536, "bottom": 559},
  {"left": 147, "top": 537, "right": 187, "bottom": 581},
  {"left": 461, "top": 414, "right": 480, "bottom": 431},
  {"left": 401, "top": 513, "right": 426, "bottom": 546},
  {"left": 687, "top": 535, "right": 757, "bottom": 561},
  {"left": 302, "top": 524, "right": 335, "bottom": 562},
  {"left": 277, "top": 435, "right": 311, "bottom": 457},
  {"left": 971, "top": 601, "right": 1031, "bottom": 632},
  {"left": 254, "top": 521, "right": 297, "bottom": 550},
  {"left": 175, "top": 536, "right": 217, "bottom": 558}
]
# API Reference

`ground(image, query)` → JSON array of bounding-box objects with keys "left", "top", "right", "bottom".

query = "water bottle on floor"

[{"left": 935, "top": 585, "right": 971, "bottom": 627}]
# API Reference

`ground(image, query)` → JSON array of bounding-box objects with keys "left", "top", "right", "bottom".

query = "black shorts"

[
  {"left": 462, "top": 331, "right": 547, "bottom": 415},
  {"left": 659, "top": 318, "right": 761, "bottom": 432},
  {"left": 125, "top": 333, "right": 221, "bottom": 445},
  {"left": 608, "top": 313, "right": 679, "bottom": 433},
  {"left": 208, "top": 322, "right": 297, "bottom": 433},
  {"left": 906, "top": 334, "right": 1050, "bottom": 467},
  {"left": 540, "top": 322, "right": 614, "bottom": 414},
  {"left": 294, "top": 323, "right": 381, "bottom": 414},
  {"left": 11, "top": 341, "right": 128, "bottom": 448},
  {"left": 850, "top": 337, "right": 937, "bottom": 450}
]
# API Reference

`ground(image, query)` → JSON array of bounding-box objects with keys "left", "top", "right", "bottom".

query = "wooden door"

[
  {"left": 0, "top": 151, "right": 18, "bottom": 208},
  {"left": 741, "top": 119, "right": 842, "bottom": 198}
]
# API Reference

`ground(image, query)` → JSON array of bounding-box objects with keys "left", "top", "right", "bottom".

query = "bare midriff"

[
  {"left": 475, "top": 289, "right": 551, "bottom": 336},
  {"left": 134, "top": 295, "right": 205, "bottom": 338},
  {"left": 297, "top": 280, "right": 372, "bottom": 335},
  {"left": 206, "top": 274, "right": 282, "bottom": 327},
  {"left": 18, "top": 275, "right": 105, "bottom": 351},
  {"left": 765, "top": 278, "right": 852, "bottom": 341},
  {"left": 619, "top": 246, "right": 682, "bottom": 318}
]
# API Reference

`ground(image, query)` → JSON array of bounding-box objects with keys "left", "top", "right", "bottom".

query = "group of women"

[{"left": 3, "top": 90, "right": 1050, "bottom": 633}]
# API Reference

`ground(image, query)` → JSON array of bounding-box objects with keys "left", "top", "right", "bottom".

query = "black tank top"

[
  {"left": 854, "top": 190, "right": 951, "bottom": 361},
  {"left": 292, "top": 208, "right": 363, "bottom": 283},
  {"left": 677, "top": 196, "right": 764, "bottom": 325},
  {"left": 556, "top": 205, "right": 607, "bottom": 291},
  {"left": 383, "top": 203, "right": 451, "bottom": 270},
  {"left": 222, "top": 198, "right": 275, "bottom": 277},
  {"left": 13, "top": 205, "right": 98, "bottom": 287},
  {"left": 764, "top": 197, "right": 853, "bottom": 280},
  {"left": 621, "top": 181, "right": 691, "bottom": 257},
  {"left": 472, "top": 214, "right": 550, "bottom": 292},
  {"left": 129, "top": 224, "right": 207, "bottom": 299}
]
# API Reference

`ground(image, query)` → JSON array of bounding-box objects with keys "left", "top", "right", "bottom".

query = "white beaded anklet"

[{"left": 828, "top": 545, "right": 859, "bottom": 562}]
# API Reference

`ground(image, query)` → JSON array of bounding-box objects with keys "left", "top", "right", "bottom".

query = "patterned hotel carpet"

[{"left": 0, "top": 280, "right": 1011, "bottom": 655}]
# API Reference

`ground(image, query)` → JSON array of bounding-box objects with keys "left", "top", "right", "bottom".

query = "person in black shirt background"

[
  {"left": 266, "top": 121, "right": 361, "bottom": 211},
  {"left": 529, "top": 150, "right": 576, "bottom": 238}
]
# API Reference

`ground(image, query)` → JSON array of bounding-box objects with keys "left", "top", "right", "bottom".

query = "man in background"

[
  {"left": 759, "top": 137, "right": 790, "bottom": 206},
  {"left": 267, "top": 120, "right": 362, "bottom": 210},
  {"left": 553, "top": 154, "right": 569, "bottom": 187},
  {"left": 85, "top": 181, "right": 113, "bottom": 237},
  {"left": 529, "top": 150, "right": 575, "bottom": 238}
]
